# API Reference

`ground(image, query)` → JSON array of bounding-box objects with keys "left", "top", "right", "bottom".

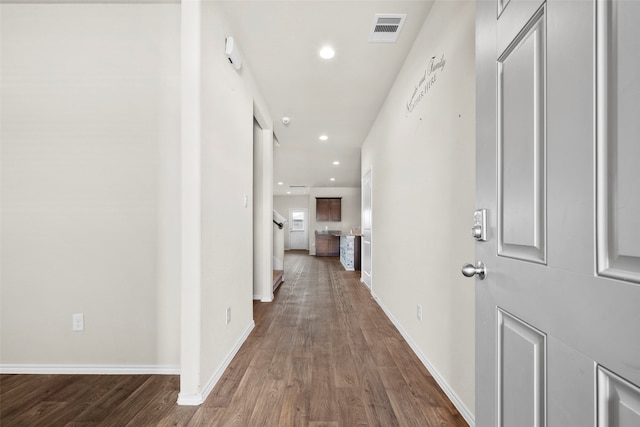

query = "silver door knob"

[{"left": 461, "top": 262, "right": 486, "bottom": 280}]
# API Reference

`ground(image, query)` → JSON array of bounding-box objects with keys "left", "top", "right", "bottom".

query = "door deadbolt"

[{"left": 472, "top": 209, "right": 487, "bottom": 241}]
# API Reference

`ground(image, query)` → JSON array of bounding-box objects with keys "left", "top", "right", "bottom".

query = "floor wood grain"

[{"left": 0, "top": 251, "right": 468, "bottom": 426}]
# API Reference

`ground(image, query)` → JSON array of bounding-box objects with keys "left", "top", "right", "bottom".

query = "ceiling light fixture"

[
  {"left": 333, "top": 161, "right": 340, "bottom": 165},
  {"left": 330, "top": 178, "right": 336, "bottom": 181},
  {"left": 319, "top": 46, "right": 335, "bottom": 59},
  {"left": 282, "top": 116, "right": 291, "bottom": 126},
  {"left": 278, "top": 182, "right": 283, "bottom": 186},
  {"left": 319, "top": 135, "right": 328, "bottom": 141}
]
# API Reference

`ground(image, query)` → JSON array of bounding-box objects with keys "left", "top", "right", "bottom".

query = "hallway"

[
  {"left": 1, "top": 2, "right": 476, "bottom": 421},
  {"left": 191, "top": 250, "right": 468, "bottom": 425},
  {"left": 1, "top": 251, "right": 467, "bottom": 426}
]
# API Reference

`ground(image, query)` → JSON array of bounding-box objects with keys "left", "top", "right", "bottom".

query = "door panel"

[
  {"left": 596, "top": 0, "right": 640, "bottom": 283},
  {"left": 497, "top": 0, "right": 545, "bottom": 54},
  {"left": 497, "top": 309, "right": 546, "bottom": 427},
  {"left": 476, "top": 0, "right": 640, "bottom": 426},
  {"left": 497, "top": 6, "right": 546, "bottom": 263},
  {"left": 598, "top": 366, "right": 640, "bottom": 427}
]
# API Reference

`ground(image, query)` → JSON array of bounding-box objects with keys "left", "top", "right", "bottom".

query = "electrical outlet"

[
  {"left": 417, "top": 304, "right": 423, "bottom": 321},
  {"left": 226, "top": 307, "right": 231, "bottom": 324},
  {"left": 72, "top": 313, "right": 84, "bottom": 331}
]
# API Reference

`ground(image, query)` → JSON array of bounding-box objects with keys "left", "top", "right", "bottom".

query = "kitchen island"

[{"left": 337, "top": 233, "right": 361, "bottom": 271}]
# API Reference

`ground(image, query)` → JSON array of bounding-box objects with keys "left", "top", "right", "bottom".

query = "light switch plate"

[{"left": 72, "top": 313, "right": 84, "bottom": 331}]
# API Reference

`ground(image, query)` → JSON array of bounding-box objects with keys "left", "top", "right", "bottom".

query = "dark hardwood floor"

[{"left": 0, "top": 251, "right": 468, "bottom": 426}]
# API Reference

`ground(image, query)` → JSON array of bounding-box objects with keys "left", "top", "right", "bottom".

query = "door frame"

[{"left": 361, "top": 169, "right": 373, "bottom": 291}]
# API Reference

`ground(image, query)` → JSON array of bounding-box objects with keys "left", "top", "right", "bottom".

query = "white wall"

[
  {"left": 361, "top": 1, "right": 476, "bottom": 422},
  {"left": 1, "top": 2, "right": 271, "bottom": 407},
  {"left": 307, "top": 187, "right": 361, "bottom": 255},
  {"left": 0, "top": 3, "right": 180, "bottom": 369},
  {"left": 179, "top": 0, "right": 271, "bottom": 403}
]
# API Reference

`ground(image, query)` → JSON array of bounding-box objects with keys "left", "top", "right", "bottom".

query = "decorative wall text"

[{"left": 406, "top": 54, "right": 446, "bottom": 114}]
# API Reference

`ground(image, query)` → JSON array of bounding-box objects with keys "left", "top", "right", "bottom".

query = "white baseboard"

[
  {"left": 0, "top": 364, "right": 180, "bottom": 375},
  {"left": 370, "top": 290, "right": 475, "bottom": 427},
  {"left": 175, "top": 391, "right": 202, "bottom": 406},
  {"left": 177, "top": 320, "right": 255, "bottom": 406},
  {"left": 253, "top": 293, "right": 275, "bottom": 302}
]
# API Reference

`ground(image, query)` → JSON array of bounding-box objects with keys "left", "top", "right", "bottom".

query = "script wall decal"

[{"left": 406, "top": 54, "right": 446, "bottom": 114}]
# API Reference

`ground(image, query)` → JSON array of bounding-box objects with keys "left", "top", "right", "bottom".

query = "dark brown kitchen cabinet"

[
  {"left": 316, "top": 197, "right": 341, "bottom": 222},
  {"left": 315, "top": 233, "right": 340, "bottom": 256}
]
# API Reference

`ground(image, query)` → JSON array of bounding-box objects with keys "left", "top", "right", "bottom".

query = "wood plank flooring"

[{"left": 0, "top": 251, "right": 468, "bottom": 426}]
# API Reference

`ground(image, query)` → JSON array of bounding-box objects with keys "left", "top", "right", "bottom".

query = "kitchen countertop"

[
  {"left": 315, "top": 230, "right": 341, "bottom": 235},
  {"left": 315, "top": 231, "right": 361, "bottom": 237}
]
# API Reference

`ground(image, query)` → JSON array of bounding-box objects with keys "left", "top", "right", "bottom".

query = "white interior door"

[
  {"left": 289, "top": 208, "right": 308, "bottom": 250},
  {"left": 361, "top": 170, "right": 372, "bottom": 290},
  {"left": 475, "top": 1, "right": 640, "bottom": 426}
]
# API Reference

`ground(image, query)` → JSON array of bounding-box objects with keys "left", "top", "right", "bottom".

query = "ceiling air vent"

[
  {"left": 369, "top": 14, "right": 406, "bottom": 43},
  {"left": 289, "top": 185, "right": 306, "bottom": 188}
]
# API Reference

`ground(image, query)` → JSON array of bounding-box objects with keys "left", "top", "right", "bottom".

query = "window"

[{"left": 291, "top": 211, "right": 305, "bottom": 231}]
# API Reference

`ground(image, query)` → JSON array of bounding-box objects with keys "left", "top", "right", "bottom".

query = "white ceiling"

[{"left": 217, "top": 1, "right": 435, "bottom": 196}]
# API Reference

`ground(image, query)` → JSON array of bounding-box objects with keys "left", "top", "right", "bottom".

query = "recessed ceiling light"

[
  {"left": 319, "top": 135, "right": 328, "bottom": 141},
  {"left": 319, "top": 46, "right": 335, "bottom": 59},
  {"left": 286, "top": 191, "right": 291, "bottom": 194},
  {"left": 278, "top": 182, "right": 283, "bottom": 186},
  {"left": 330, "top": 178, "right": 336, "bottom": 181},
  {"left": 333, "top": 161, "right": 340, "bottom": 165}
]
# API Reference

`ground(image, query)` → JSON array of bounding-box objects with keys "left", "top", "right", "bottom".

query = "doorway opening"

[
  {"left": 361, "top": 169, "right": 372, "bottom": 290},
  {"left": 289, "top": 208, "right": 309, "bottom": 250}
]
